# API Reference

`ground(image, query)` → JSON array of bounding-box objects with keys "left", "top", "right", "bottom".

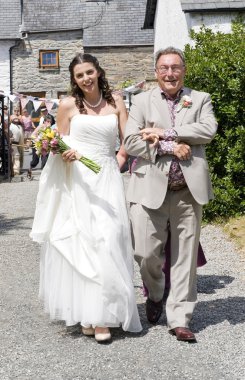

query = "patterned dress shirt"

[{"left": 157, "top": 89, "right": 187, "bottom": 190}]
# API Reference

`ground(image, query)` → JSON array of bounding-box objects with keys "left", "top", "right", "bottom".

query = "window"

[
  {"left": 39, "top": 50, "right": 59, "bottom": 69},
  {"left": 57, "top": 91, "right": 68, "bottom": 99}
]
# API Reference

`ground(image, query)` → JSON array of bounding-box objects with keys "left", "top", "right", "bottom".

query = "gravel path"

[{"left": 0, "top": 171, "right": 244, "bottom": 380}]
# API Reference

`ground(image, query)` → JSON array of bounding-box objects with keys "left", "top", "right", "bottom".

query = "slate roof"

[
  {"left": 0, "top": 0, "right": 153, "bottom": 46},
  {"left": 181, "top": 0, "right": 245, "bottom": 12},
  {"left": 144, "top": 0, "right": 245, "bottom": 28},
  {"left": 22, "top": 0, "right": 85, "bottom": 32},
  {"left": 0, "top": 0, "right": 21, "bottom": 39},
  {"left": 83, "top": 0, "right": 154, "bottom": 46}
]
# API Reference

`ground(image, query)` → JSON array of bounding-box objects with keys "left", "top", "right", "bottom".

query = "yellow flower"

[
  {"left": 34, "top": 141, "right": 42, "bottom": 149},
  {"left": 46, "top": 131, "right": 55, "bottom": 139}
]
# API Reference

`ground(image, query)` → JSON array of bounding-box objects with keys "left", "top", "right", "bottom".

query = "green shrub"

[{"left": 184, "top": 19, "right": 245, "bottom": 221}]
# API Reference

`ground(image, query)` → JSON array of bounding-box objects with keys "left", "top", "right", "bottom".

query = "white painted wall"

[
  {"left": 0, "top": 41, "right": 14, "bottom": 92},
  {"left": 154, "top": 0, "right": 241, "bottom": 52},
  {"left": 188, "top": 12, "right": 239, "bottom": 34},
  {"left": 154, "top": 0, "right": 189, "bottom": 52}
]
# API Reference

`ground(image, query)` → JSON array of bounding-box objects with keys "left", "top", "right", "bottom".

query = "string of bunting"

[
  {"left": 0, "top": 90, "right": 59, "bottom": 112},
  {"left": 0, "top": 80, "right": 145, "bottom": 112}
]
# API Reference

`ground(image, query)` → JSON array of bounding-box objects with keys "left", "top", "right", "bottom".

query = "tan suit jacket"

[{"left": 124, "top": 87, "right": 218, "bottom": 208}]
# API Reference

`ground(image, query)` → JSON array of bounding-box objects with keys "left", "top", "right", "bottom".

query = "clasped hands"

[
  {"left": 139, "top": 127, "right": 191, "bottom": 161},
  {"left": 140, "top": 127, "right": 164, "bottom": 147}
]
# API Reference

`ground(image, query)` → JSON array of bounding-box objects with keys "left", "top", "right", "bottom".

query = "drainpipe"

[
  {"left": 9, "top": 40, "right": 21, "bottom": 99},
  {"left": 7, "top": 41, "right": 21, "bottom": 182},
  {"left": 7, "top": 0, "right": 23, "bottom": 180},
  {"left": 9, "top": 0, "right": 23, "bottom": 108}
]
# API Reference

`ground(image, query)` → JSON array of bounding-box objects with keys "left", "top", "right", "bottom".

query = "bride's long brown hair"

[{"left": 69, "top": 53, "right": 116, "bottom": 114}]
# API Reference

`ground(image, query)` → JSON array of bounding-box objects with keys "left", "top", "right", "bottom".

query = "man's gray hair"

[{"left": 154, "top": 46, "right": 186, "bottom": 67}]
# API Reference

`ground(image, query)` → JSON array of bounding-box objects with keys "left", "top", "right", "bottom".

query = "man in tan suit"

[{"left": 124, "top": 46, "right": 217, "bottom": 342}]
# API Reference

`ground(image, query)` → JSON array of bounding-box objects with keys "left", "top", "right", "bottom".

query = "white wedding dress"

[{"left": 30, "top": 113, "right": 142, "bottom": 332}]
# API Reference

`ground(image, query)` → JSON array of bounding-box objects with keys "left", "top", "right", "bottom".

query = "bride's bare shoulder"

[
  {"left": 112, "top": 91, "right": 126, "bottom": 113},
  {"left": 58, "top": 96, "right": 76, "bottom": 111},
  {"left": 112, "top": 91, "right": 123, "bottom": 103}
]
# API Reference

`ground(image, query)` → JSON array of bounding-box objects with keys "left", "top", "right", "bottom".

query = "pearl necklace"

[{"left": 83, "top": 92, "right": 103, "bottom": 108}]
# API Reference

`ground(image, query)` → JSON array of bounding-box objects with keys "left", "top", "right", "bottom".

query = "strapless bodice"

[{"left": 65, "top": 113, "right": 118, "bottom": 160}]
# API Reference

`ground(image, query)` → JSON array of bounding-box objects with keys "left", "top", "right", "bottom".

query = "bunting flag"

[
  {"left": 20, "top": 97, "right": 29, "bottom": 109},
  {"left": 45, "top": 100, "right": 55, "bottom": 113},
  {"left": 33, "top": 99, "right": 43, "bottom": 111},
  {"left": 0, "top": 90, "right": 60, "bottom": 110},
  {"left": 9, "top": 94, "right": 18, "bottom": 103}
]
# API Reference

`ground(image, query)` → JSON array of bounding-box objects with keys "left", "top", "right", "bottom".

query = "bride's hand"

[
  {"left": 141, "top": 132, "right": 159, "bottom": 147},
  {"left": 62, "top": 149, "right": 78, "bottom": 162},
  {"left": 139, "top": 127, "right": 164, "bottom": 139}
]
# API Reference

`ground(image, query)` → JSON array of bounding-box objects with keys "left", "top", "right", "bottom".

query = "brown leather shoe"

[
  {"left": 146, "top": 297, "right": 163, "bottom": 323},
  {"left": 169, "top": 327, "right": 197, "bottom": 342}
]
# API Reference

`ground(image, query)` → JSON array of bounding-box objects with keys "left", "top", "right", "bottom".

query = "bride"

[{"left": 30, "top": 53, "right": 142, "bottom": 343}]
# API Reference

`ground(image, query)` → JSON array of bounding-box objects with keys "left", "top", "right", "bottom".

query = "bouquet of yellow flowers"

[{"left": 32, "top": 126, "right": 101, "bottom": 174}]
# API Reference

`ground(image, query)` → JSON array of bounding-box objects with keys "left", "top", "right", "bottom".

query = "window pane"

[{"left": 43, "top": 52, "right": 55, "bottom": 65}]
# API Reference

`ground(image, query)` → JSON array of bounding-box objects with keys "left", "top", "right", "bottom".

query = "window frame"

[
  {"left": 39, "top": 50, "right": 60, "bottom": 70},
  {"left": 57, "top": 91, "right": 68, "bottom": 99}
]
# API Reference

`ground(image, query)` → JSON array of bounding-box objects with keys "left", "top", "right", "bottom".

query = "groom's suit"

[{"left": 124, "top": 86, "right": 217, "bottom": 329}]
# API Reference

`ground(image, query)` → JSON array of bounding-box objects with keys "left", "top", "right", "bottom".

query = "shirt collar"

[{"left": 160, "top": 87, "right": 183, "bottom": 101}]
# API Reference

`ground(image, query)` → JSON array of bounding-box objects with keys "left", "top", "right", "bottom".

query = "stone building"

[
  {"left": 0, "top": 0, "right": 154, "bottom": 100},
  {"left": 10, "top": 0, "right": 85, "bottom": 100},
  {"left": 83, "top": 0, "right": 155, "bottom": 87},
  {"left": 144, "top": 0, "right": 245, "bottom": 51}
]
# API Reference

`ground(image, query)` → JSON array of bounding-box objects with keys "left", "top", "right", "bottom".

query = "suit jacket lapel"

[
  {"left": 152, "top": 88, "right": 172, "bottom": 129},
  {"left": 175, "top": 88, "right": 192, "bottom": 128}
]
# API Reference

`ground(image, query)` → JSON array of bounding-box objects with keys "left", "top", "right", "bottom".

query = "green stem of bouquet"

[{"left": 58, "top": 138, "right": 101, "bottom": 174}]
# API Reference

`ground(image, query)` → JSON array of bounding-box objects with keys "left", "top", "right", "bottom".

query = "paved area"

[{"left": 0, "top": 165, "right": 245, "bottom": 380}]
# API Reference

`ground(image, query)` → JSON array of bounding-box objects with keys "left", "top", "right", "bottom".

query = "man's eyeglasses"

[{"left": 156, "top": 65, "right": 185, "bottom": 74}]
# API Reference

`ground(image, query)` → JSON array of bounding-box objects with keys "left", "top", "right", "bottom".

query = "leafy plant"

[
  {"left": 117, "top": 79, "right": 135, "bottom": 89},
  {"left": 184, "top": 19, "right": 245, "bottom": 221}
]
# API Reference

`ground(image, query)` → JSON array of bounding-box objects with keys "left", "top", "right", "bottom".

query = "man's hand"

[
  {"left": 139, "top": 127, "right": 165, "bottom": 139},
  {"left": 173, "top": 142, "right": 191, "bottom": 160}
]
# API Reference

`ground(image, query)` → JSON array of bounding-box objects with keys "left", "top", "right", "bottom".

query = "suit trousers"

[{"left": 130, "top": 187, "right": 202, "bottom": 329}]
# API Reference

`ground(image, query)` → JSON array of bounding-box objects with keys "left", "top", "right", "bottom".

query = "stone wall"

[
  {"left": 12, "top": 31, "right": 83, "bottom": 98},
  {"left": 12, "top": 36, "right": 156, "bottom": 100},
  {"left": 84, "top": 46, "right": 156, "bottom": 89}
]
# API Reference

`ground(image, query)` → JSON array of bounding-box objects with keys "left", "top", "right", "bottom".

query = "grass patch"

[{"left": 223, "top": 215, "right": 245, "bottom": 254}]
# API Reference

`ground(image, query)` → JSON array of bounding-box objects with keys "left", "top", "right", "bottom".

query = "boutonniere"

[{"left": 177, "top": 95, "right": 193, "bottom": 112}]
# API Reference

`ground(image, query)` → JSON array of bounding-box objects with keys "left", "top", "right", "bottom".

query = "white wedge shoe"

[
  {"left": 95, "top": 327, "right": 111, "bottom": 343},
  {"left": 81, "top": 325, "right": 95, "bottom": 336}
]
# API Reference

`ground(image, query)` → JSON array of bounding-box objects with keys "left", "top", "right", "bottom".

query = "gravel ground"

[{"left": 0, "top": 170, "right": 244, "bottom": 380}]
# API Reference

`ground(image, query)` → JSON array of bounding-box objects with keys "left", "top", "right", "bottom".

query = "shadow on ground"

[
  {"left": 197, "top": 274, "right": 235, "bottom": 294},
  {"left": 40, "top": 275, "right": 242, "bottom": 341},
  {"left": 48, "top": 293, "right": 245, "bottom": 342},
  {"left": 0, "top": 214, "right": 33, "bottom": 234},
  {"left": 192, "top": 296, "right": 245, "bottom": 332}
]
